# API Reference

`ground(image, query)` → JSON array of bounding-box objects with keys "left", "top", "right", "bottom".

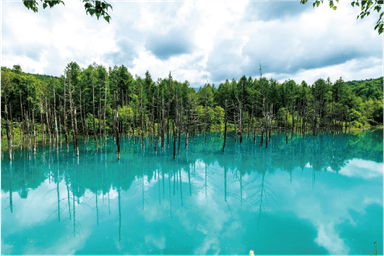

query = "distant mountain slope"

[{"left": 346, "top": 77, "right": 383, "bottom": 101}]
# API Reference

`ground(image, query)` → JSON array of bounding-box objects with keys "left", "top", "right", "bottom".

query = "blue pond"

[{"left": 1, "top": 130, "right": 383, "bottom": 255}]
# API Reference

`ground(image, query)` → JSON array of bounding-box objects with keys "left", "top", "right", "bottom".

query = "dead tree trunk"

[
  {"left": 174, "top": 88, "right": 178, "bottom": 157},
  {"left": 247, "top": 110, "right": 251, "bottom": 139},
  {"left": 285, "top": 105, "right": 288, "bottom": 144},
  {"left": 291, "top": 99, "right": 295, "bottom": 139},
  {"left": 239, "top": 103, "right": 243, "bottom": 145},
  {"left": 167, "top": 72, "right": 172, "bottom": 148},
  {"left": 99, "top": 84, "right": 103, "bottom": 150},
  {"left": 121, "top": 90, "right": 125, "bottom": 138},
  {"left": 265, "top": 119, "right": 268, "bottom": 148},
  {"left": 269, "top": 107, "right": 272, "bottom": 142},
  {"left": 173, "top": 119, "right": 176, "bottom": 159},
  {"left": 58, "top": 113, "right": 62, "bottom": 147},
  {"left": 234, "top": 109, "right": 238, "bottom": 142},
  {"left": 19, "top": 91, "right": 25, "bottom": 148},
  {"left": 53, "top": 79, "right": 59, "bottom": 152},
  {"left": 82, "top": 91, "right": 89, "bottom": 142},
  {"left": 68, "top": 72, "right": 79, "bottom": 156},
  {"left": 114, "top": 74, "right": 121, "bottom": 159},
  {"left": 31, "top": 108, "right": 37, "bottom": 153},
  {"left": 185, "top": 99, "right": 191, "bottom": 148},
  {"left": 132, "top": 111, "right": 136, "bottom": 142},
  {"left": 8, "top": 106, "right": 14, "bottom": 145},
  {"left": 39, "top": 99, "right": 45, "bottom": 145},
  {"left": 153, "top": 96, "right": 157, "bottom": 154},
  {"left": 92, "top": 75, "right": 98, "bottom": 151},
  {"left": 178, "top": 99, "right": 182, "bottom": 154},
  {"left": 253, "top": 120, "right": 257, "bottom": 144},
  {"left": 103, "top": 74, "right": 108, "bottom": 145},
  {"left": 26, "top": 103, "right": 31, "bottom": 150},
  {"left": 98, "top": 109, "right": 103, "bottom": 150},
  {"left": 204, "top": 94, "right": 208, "bottom": 143},
  {"left": 43, "top": 97, "right": 51, "bottom": 147},
  {"left": 161, "top": 98, "right": 165, "bottom": 150},
  {"left": 140, "top": 86, "right": 144, "bottom": 151},
  {"left": 74, "top": 108, "right": 79, "bottom": 156},
  {"left": 79, "top": 88, "right": 86, "bottom": 143},
  {"left": 312, "top": 98, "right": 317, "bottom": 137},
  {"left": 63, "top": 81, "right": 69, "bottom": 149},
  {"left": 157, "top": 93, "right": 162, "bottom": 151},
  {"left": 4, "top": 100, "right": 13, "bottom": 161},
  {"left": 193, "top": 99, "right": 197, "bottom": 138},
  {"left": 222, "top": 100, "right": 228, "bottom": 152}
]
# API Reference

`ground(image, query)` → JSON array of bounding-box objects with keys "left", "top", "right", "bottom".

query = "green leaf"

[{"left": 333, "top": 6, "right": 337, "bottom": 10}]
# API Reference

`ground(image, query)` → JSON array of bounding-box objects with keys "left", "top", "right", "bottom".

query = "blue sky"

[{"left": 1, "top": 0, "right": 382, "bottom": 88}]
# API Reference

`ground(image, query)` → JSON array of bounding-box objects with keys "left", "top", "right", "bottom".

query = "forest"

[{"left": 1, "top": 63, "right": 383, "bottom": 160}]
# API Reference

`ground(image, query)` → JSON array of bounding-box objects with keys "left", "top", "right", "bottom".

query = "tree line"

[{"left": 1, "top": 63, "right": 383, "bottom": 160}]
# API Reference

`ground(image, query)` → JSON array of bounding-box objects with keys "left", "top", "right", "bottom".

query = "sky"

[{"left": 1, "top": 0, "right": 383, "bottom": 88}]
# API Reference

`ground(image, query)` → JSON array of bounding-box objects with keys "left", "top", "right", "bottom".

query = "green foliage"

[
  {"left": 351, "top": 120, "right": 363, "bottom": 128},
  {"left": 86, "top": 113, "right": 107, "bottom": 134},
  {"left": 347, "top": 77, "right": 383, "bottom": 101},
  {"left": 197, "top": 84, "right": 216, "bottom": 108},
  {"left": 1, "top": 63, "right": 382, "bottom": 146},
  {"left": 349, "top": 109, "right": 362, "bottom": 122},
  {"left": 23, "top": 0, "right": 112, "bottom": 23},
  {"left": 360, "top": 98, "right": 383, "bottom": 125},
  {"left": 212, "top": 106, "right": 225, "bottom": 130},
  {"left": 300, "top": 0, "right": 383, "bottom": 34}
]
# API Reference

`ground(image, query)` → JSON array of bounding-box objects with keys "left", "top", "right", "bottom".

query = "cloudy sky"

[{"left": 1, "top": 0, "right": 382, "bottom": 88}]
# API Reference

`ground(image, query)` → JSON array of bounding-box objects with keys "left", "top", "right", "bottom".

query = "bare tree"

[{"left": 92, "top": 74, "right": 98, "bottom": 151}]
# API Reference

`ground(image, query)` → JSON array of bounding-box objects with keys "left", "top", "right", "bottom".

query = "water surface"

[{"left": 2, "top": 130, "right": 383, "bottom": 255}]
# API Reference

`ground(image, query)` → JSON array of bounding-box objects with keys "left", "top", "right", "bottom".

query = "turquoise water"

[{"left": 1, "top": 130, "right": 383, "bottom": 255}]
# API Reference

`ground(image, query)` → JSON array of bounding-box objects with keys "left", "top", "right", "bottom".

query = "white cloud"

[
  {"left": 2, "top": 1, "right": 382, "bottom": 86},
  {"left": 315, "top": 223, "right": 350, "bottom": 255},
  {"left": 267, "top": 56, "right": 382, "bottom": 85},
  {"left": 337, "top": 158, "right": 384, "bottom": 179}
]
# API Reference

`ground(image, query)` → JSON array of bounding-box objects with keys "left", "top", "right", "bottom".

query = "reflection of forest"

[
  {"left": 2, "top": 130, "right": 383, "bottom": 244},
  {"left": 2, "top": 130, "right": 383, "bottom": 195},
  {"left": 1, "top": 129, "right": 382, "bottom": 202}
]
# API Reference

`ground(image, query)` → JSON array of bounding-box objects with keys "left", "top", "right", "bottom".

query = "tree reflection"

[{"left": 1, "top": 130, "right": 382, "bottom": 233}]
